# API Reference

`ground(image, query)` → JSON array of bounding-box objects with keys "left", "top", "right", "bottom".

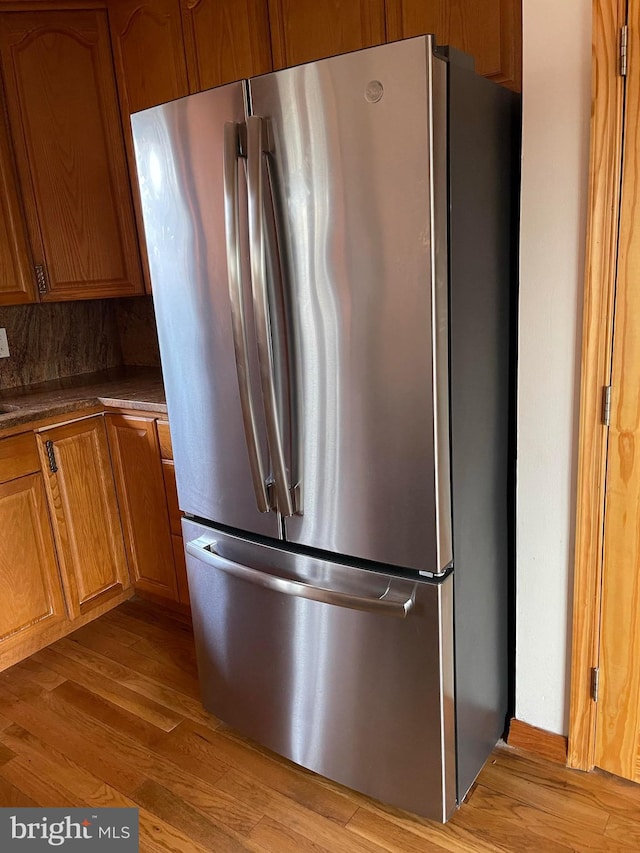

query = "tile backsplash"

[{"left": 0, "top": 295, "right": 161, "bottom": 390}]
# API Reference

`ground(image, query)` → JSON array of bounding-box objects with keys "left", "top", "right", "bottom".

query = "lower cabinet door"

[
  {"left": 0, "top": 473, "right": 67, "bottom": 649},
  {"left": 106, "top": 414, "right": 179, "bottom": 600},
  {"left": 37, "top": 416, "right": 131, "bottom": 617}
]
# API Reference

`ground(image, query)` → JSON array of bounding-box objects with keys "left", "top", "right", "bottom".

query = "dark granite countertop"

[{"left": 0, "top": 366, "right": 167, "bottom": 432}]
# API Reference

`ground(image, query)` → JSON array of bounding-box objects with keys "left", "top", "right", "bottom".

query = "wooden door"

[
  {"left": 385, "top": 0, "right": 521, "bottom": 91},
  {"left": 594, "top": 0, "right": 640, "bottom": 782},
  {"left": 267, "top": 0, "right": 385, "bottom": 69},
  {"left": 0, "top": 10, "right": 143, "bottom": 301},
  {"left": 106, "top": 414, "right": 179, "bottom": 601},
  {"left": 0, "top": 100, "right": 35, "bottom": 305},
  {"left": 108, "top": 0, "right": 190, "bottom": 293},
  {"left": 181, "top": 0, "right": 272, "bottom": 91},
  {"left": 0, "top": 474, "right": 67, "bottom": 654},
  {"left": 37, "top": 416, "right": 131, "bottom": 618}
]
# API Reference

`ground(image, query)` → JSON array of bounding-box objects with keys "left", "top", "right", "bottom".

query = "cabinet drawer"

[
  {"left": 0, "top": 432, "right": 39, "bottom": 484},
  {"left": 157, "top": 420, "right": 173, "bottom": 460}
]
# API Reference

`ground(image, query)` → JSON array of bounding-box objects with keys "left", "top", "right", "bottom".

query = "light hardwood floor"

[{"left": 0, "top": 598, "right": 638, "bottom": 852}]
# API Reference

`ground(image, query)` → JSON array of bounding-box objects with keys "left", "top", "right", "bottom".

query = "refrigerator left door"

[{"left": 132, "top": 85, "right": 281, "bottom": 538}]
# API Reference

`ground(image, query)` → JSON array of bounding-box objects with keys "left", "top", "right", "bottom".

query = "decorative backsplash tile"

[
  {"left": 0, "top": 295, "right": 162, "bottom": 390},
  {"left": 115, "top": 295, "right": 161, "bottom": 367},
  {"left": 0, "top": 300, "right": 123, "bottom": 390}
]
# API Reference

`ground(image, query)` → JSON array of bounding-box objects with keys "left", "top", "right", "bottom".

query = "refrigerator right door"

[{"left": 249, "top": 37, "right": 452, "bottom": 573}]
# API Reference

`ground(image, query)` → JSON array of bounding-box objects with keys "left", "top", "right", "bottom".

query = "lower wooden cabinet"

[
  {"left": 0, "top": 409, "right": 187, "bottom": 673},
  {"left": 36, "top": 416, "right": 131, "bottom": 617},
  {"left": 0, "top": 473, "right": 67, "bottom": 652},
  {"left": 106, "top": 413, "right": 179, "bottom": 601}
]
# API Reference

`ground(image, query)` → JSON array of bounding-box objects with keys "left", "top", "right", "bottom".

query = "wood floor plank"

[
  {"left": 61, "top": 632, "right": 200, "bottom": 699},
  {"left": 347, "top": 804, "right": 506, "bottom": 853},
  {"left": 32, "top": 645, "right": 185, "bottom": 732},
  {"left": 0, "top": 723, "right": 136, "bottom": 809},
  {"left": 249, "top": 814, "right": 342, "bottom": 853},
  {"left": 216, "top": 769, "right": 392, "bottom": 853},
  {"left": 103, "top": 608, "right": 198, "bottom": 658},
  {"left": 463, "top": 785, "right": 633, "bottom": 852},
  {"left": 50, "top": 679, "right": 171, "bottom": 745},
  {"left": 163, "top": 720, "right": 358, "bottom": 826},
  {"left": 71, "top": 612, "right": 199, "bottom": 680},
  {"left": 0, "top": 756, "right": 81, "bottom": 808},
  {"left": 0, "top": 724, "right": 223, "bottom": 853},
  {"left": 30, "top": 687, "right": 230, "bottom": 799},
  {"left": 478, "top": 754, "right": 610, "bottom": 831},
  {"left": 605, "top": 813, "right": 640, "bottom": 847},
  {"left": 11, "top": 658, "right": 67, "bottom": 691},
  {"left": 133, "top": 778, "right": 264, "bottom": 853},
  {"left": 493, "top": 747, "right": 640, "bottom": 818},
  {"left": 69, "top": 616, "right": 142, "bottom": 648},
  {"left": 120, "top": 596, "right": 194, "bottom": 630},
  {"left": 0, "top": 683, "right": 146, "bottom": 795},
  {"left": 0, "top": 771, "right": 38, "bottom": 807},
  {"left": 0, "top": 741, "right": 14, "bottom": 766},
  {"left": 39, "top": 638, "right": 217, "bottom": 727}
]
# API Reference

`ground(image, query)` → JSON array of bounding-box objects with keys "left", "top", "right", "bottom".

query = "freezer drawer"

[{"left": 183, "top": 519, "right": 456, "bottom": 821}]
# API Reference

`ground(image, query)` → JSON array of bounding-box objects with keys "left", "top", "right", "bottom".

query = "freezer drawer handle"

[
  {"left": 223, "top": 121, "right": 272, "bottom": 513},
  {"left": 186, "top": 537, "right": 415, "bottom": 618}
]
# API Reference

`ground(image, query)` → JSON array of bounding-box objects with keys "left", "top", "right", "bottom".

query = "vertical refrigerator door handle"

[
  {"left": 246, "top": 115, "right": 294, "bottom": 518},
  {"left": 223, "top": 121, "right": 272, "bottom": 513}
]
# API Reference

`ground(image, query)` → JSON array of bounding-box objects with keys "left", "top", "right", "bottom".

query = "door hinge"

[
  {"left": 35, "top": 264, "right": 48, "bottom": 295},
  {"left": 620, "top": 24, "right": 628, "bottom": 77},
  {"left": 602, "top": 385, "right": 612, "bottom": 426},
  {"left": 591, "top": 666, "right": 600, "bottom": 703},
  {"left": 45, "top": 439, "right": 57, "bottom": 473}
]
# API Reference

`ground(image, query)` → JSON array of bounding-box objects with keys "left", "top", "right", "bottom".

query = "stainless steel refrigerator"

[{"left": 131, "top": 35, "right": 518, "bottom": 823}]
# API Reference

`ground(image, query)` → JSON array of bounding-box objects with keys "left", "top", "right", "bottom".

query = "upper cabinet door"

[
  {"left": 0, "top": 105, "right": 34, "bottom": 306},
  {"left": 386, "top": 0, "right": 521, "bottom": 92},
  {"left": 268, "top": 0, "right": 385, "bottom": 68},
  {"left": 109, "top": 0, "right": 190, "bottom": 115},
  {"left": 108, "top": 0, "right": 190, "bottom": 293},
  {"left": 180, "top": 0, "right": 272, "bottom": 91},
  {"left": 0, "top": 10, "right": 144, "bottom": 301}
]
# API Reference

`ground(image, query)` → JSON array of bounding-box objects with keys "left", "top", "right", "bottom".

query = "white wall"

[{"left": 516, "top": 0, "right": 592, "bottom": 734}]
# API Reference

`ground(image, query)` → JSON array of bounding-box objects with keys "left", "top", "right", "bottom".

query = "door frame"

[{"left": 567, "top": 0, "right": 627, "bottom": 770}]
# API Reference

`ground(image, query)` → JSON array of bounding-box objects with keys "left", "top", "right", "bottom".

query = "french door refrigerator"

[{"left": 132, "top": 35, "right": 518, "bottom": 823}]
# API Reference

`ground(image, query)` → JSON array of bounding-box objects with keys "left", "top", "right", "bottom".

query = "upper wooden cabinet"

[
  {"left": 36, "top": 416, "right": 131, "bottom": 618},
  {"left": 386, "top": 0, "right": 521, "bottom": 91},
  {"left": 0, "top": 104, "right": 34, "bottom": 306},
  {"left": 0, "top": 10, "right": 144, "bottom": 301},
  {"left": 108, "top": 0, "right": 190, "bottom": 292},
  {"left": 109, "top": 0, "right": 190, "bottom": 115},
  {"left": 181, "top": 0, "right": 272, "bottom": 91},
  {"left": 268, "top": 0, "right": 385, "bottom": 68}
]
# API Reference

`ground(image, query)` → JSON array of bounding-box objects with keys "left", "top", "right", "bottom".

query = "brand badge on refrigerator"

[{"left": 364, "top": 80, "right": 384, "bottom": 103}]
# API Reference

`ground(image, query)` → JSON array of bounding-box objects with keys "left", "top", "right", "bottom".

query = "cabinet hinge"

[
  {"left": 591, "top": 666, "right": 600, "bottom": 703},
  {"left": 45, "top": 439, "right": 57, "bottom": 473},
  {"left": 602, "top": 385, "right": 612, "bottom": 426},
  {"left": 35, "top": 264, "right": 48, "bottom": 295},
  {"left": 620, "top": 25, "right": 628, "bottom": 77}
]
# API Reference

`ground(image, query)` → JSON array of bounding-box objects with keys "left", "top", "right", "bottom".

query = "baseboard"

[{"left": 507, "top": 718, "right": 568, "bottom": 764}]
